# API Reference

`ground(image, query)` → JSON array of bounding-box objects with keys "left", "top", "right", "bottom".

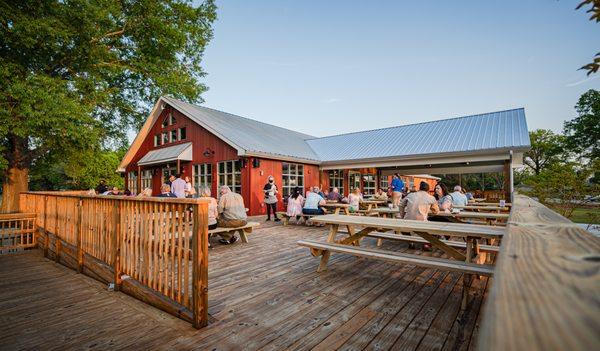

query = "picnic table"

[
  {"left": 432, "top": 211, "right": 509, "bottom": 225},
  {"left": 300, "top": 214, "right": 504, "bottom": 308},
  {"left": 468, "top": 201, "right": 512, "bottom": 207},
  {"left": 320, "top": 202, "right": 351, "bottom": 215},
  {"left": 454, "top": 205, "right": 510, "bottom": 212}
]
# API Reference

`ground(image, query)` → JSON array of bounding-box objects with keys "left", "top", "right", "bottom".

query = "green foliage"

[
  {"left": 29, "top": 148, "right": 125, "bottom": 191},
  {"left": 563, "top": 89, "right": 600, "bottom": 161},
  {"left": 576, "top": 0, "right": 600, "bottom": 75},
  {"left": 523, "top": 129, "right": 567, "bottom": 175},
  {"left": 523, "top": 162, "right": 600, "bottom": 218},
  {"left": 0, "top": 0, "right": 217, "bottom": 176}
]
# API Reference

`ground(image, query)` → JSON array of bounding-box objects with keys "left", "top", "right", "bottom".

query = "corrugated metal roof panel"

[
  {"left": 163, "top": 97, "right": 320, "bottom": 162},
  {"left": 305, "top": 108, "right": 530, "bottom": 162},
  {"left": 138, "top": 142, "right": 192, "bottom": 166}
]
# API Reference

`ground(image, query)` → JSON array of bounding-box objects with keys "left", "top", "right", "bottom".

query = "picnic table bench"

[
  {"left": 208, "top": 222, "right": 259, "bottom": 243},
  {"left": 301, "top": 214, "right": 504, "bottom": 308},
  {"left": 454, "top": 205, "right": 510, "bottom": 212},
  {"left": 276, "top": 212, "right": 317, "bottom": 226}
]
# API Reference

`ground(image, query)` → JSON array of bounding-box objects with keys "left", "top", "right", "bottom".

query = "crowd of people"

[{"left": 93, "top": 172, "right": 476, "bottom": 248}]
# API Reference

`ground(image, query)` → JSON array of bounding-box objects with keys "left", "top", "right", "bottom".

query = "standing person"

[
  {"left": 449, "top": 185, "right": 468, "bottom": 207},
  {"left": 95, "top": 180, "right": 108, "bottom": 195},
  {"left": 348, "top": 187, "right": 363, "bottom": 213},
  {"left": 184, "top": 176, "right": 196, "bottom": 198},
  {"left": 399, "top": 181, "right": 440, "bottom": 251},
  {"left": 390, "top": 173, "right": 405, "bottom": 208},
  {"left": 263, "top": 175, "right": 280, "bottom": 222},
  {"left": 286, "top": 186, "right": 304, "bottom": 223},
  {"left": 217, "top": 186, "right": 247, "bottom": 244},
  {"left": 434, "top": 183, "right": 453, "bottom": 211},
  {"left": 169, "top": 174, "right": 186, "bottom": 198}
]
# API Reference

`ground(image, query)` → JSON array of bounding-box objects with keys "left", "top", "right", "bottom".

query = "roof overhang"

[
  {"left": 242, "top": 150, "right": 321, "bottom": 165},
  {"left": 137, "top": 142, "right": 193, "bottom": 167},
  {"left": 319, "top": 147, "right": 528, "bottom": 171}
]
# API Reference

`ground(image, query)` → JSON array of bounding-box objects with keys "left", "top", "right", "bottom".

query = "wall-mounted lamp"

[{"left": 203, "top": 148, "right": 215, "bottom": 157}]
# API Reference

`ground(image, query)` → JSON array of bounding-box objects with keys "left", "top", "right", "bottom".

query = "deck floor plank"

[{"left": 0, "top": 218, "right": 490, "bottom": 350}]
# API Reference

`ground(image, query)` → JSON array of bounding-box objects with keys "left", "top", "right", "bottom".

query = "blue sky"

[{"left": 197, "top": 0, "right": 599, "bottom": 137}]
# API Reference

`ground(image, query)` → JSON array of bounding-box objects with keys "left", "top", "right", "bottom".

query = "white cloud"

[{"left": 322, "top": 98, "right": 341, "bottom": 103}]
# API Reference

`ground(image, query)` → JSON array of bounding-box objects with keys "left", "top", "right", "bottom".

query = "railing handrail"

[
  {"left": 21, "top": 191, "right": 211, "bottom": 205},
  {"left": 478, "top": 194, "right": 600, "bottom": 350}
]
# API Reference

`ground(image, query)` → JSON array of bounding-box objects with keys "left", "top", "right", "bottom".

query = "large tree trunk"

[
  {"left": 1, "top": 134, "right": 30, "bottom": 213},
  {"left": 1, "top": 167, "right": 28, "bottom": 213}
]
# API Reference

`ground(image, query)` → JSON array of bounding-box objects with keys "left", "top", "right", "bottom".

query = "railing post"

[
  {"left": 112, "top": 200, "right": 122, "bottom": 291},
  {"left": 192, "top": 201, "right": 209, "bottom": 328},
  {"left": 76, "top": 198, "right": 84, "bottom": 273},
  {"left": 43, "top": 195, "right": 49, "bottom": 258}
]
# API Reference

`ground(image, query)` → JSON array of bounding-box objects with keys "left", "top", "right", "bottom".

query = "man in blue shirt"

[
  {"left": 390, "top": 173, "right": 405, "bottom": 208},
  {"left": 303, "top": 186, "right": 326, "bottom": 215}
]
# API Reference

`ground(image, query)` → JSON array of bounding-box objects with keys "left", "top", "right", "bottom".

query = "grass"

[{"left": 567, "top": 206, "right": 600, "bottom": 224}]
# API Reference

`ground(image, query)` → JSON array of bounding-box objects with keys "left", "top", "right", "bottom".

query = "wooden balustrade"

[
  {"left": 0, "top": 212, "right": 37, "bottom": 254},
  {"left": 19, "top": 191, "right": 209, "bottom": 328}
]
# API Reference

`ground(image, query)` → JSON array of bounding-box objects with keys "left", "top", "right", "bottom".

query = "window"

[
  {"left": 379, "top": 175, "right": 390, "bottom": 190},
  {"left": 170, "top": 129, "right": 177, "bottom": 143},
  {"left": 362, "top": 174, "right": 376, "bottom": 195},
  {"left": 193, "top": 163, "right": 212, "bottom": 195},
  {"left": 169, "top": 113, "right": 176, "bottom": 125},
  {"left": 154, "top": 135, "right": 160, "bottom": 147},
  {"left": 348, "top": 171, "right": 361, "bottom": 192},
  {"left": 179, "top": 127, "right": 186, "bottom": 140},
  {"left": 127, "top": 171, "right": 138, "bottom": 195},
  {"left": 217, "top": 160, "right": 242, "bottom": 194},
  {"left": 328, "top": 170, "right": 344, "bottom": 194},
  {"left": 141, "top": 170, "right": 152, "bottom": 190},
  {"left": 162, "top": 132, "right": 168, "bottom": 144},
  {"left": 162, "top": 165, "right": 177, "bottom": 184},
  {"left": 282, "top": 163, "right": 304, "bottom": 198},
  {"left": 162, "top": 117, "right": 168, "bottom": 128}
]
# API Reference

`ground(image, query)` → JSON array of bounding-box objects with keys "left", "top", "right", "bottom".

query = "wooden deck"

[{"left": 0, "top": 218, "right": 489, "bottom": 350}]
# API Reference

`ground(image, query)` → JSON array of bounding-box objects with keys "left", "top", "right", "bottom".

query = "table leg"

[
  {"left": 317, "top": 224, "right": 340, "bottom": 272},
  {"left": 334, "top": 207, "right": 340, "bottom": 215},
  {"left": 462, "top": 237, "right": 474, "bottom": 310}
]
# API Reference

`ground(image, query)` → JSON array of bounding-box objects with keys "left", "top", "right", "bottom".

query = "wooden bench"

[
  {"left": 276, "top": 212, "right": 317, "bottom": 226},
  {"left": 208, "top": 222, "right": 259, "bottom": 243},
  {"left": 368, "top": 231, "right": 500, "bottom": 253},
  {"left": 298, "top": 240, "right": 494, "bottom": 276}
]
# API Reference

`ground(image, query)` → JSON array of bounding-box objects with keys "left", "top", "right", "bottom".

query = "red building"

[{"left": 119, "top": 97, "right": 529, "bottom": 214}]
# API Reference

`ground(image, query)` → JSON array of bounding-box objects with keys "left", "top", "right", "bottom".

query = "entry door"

[{"left": 348, "top": 171, "right": 361, "bottom": 192}]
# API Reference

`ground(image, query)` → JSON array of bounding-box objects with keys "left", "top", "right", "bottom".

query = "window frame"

[
  {"left": 127, "top": 171, "right": 138, "bottom": 195},
  {"left": 282, "top": 163, "right": 304, "bottom": 198},
  {"left": 179, "top": 127, "right": 186, "bottom": 140},
  {"left": 328, "top": 170, "right": 344, "bottom": 195},
  {"left": 362, "top": 173, "right": 376, "bottom": 195},
  {"left": 217, "top": 160, "right": 242, "bottom": 195},
  {"left": 193, "top": 163, "right": 212, "bottom": 195},
  {"left": 141, "top": 170, "right": 153, "bottom": 190}
]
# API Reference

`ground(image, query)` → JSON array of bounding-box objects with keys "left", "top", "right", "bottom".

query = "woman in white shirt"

[{"left": 348, "top": 187, "right": 363, "bottom": 213}]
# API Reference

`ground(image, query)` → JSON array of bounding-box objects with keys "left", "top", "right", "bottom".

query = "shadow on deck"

[{"left": 0, "top": 219, "right": 488, "bottom": 350}]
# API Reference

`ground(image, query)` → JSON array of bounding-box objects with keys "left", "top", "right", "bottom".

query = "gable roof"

[
  {"left": 305, "top": 108, "right": 530, "bottom": 162},
  {"left": 162, "top": 97, "right": 320, "bottom": 162},
  {"left": 119, "top": 97, "right": 530, "bottom": 172}
]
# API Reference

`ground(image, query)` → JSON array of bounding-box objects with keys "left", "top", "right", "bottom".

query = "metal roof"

[
  {"left": 138, "top": 142, "right": 192, "bottom": 166},
  {"left": 163, "top": 97, "right": 321, "bottom": 162},
  {"left": 305, "top": 108, "right": 530, "bottom": 162}
]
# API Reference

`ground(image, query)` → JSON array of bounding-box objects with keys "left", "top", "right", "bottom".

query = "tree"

[
  {"left": 564, "top": 89, "right": 600, "bottom": 161},
  {"left": 577, "top": 0, "right": 600, "bottom": 75},
  {"left": 523, "top": 129, "right": 566, "bottom": 175},
  {"left": 0, "top": 0, "right": 217, "bottom": 212}
]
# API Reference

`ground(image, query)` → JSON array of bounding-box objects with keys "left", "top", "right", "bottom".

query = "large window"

[
  {"left": 179, "top": 127, "right": 187, "bottom": 140},
  {"left": 161, "top": 132, "right": 169, "bottom": 144},
  {"left": 348, "top": 171, "right": 361, "bottom": 192},
  {"left": 328, "top": 170, "right": 344, "bottom": 194},
  {"left": 282, "top": 163, "right": 304, "bottom": 198},
  {"left": 218, "top": 160, "right": 242, "bottom": 194},
  {"left": 379, "top": 175, "right": 390, "bottom": 190},
  {"left": 154, "top": 134, "right": 161, "bottom": 147},
  {"left": 127, "top": 171, "right": 138, "bottom": 195},
  {"left": 170, "top": 129, "right": 177, "bottom": 143},
  {"left": 141, "top": 170, "right": 152, "bottom": 190},
  {"left": 193, "top": 163, "right": 212, "bottom": 195},
  {"left": 362, "top": 174, "right": 376, "bottom": 195}
]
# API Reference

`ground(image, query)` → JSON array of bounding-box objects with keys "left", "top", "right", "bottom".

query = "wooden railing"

[
  {"left": 478, "top": 194, "right": 600, "bottom": 350},
  {"left": 0, "top": 212, "right": 37, "bottom": 254},
  {"left": 19, "top": 191, "right": 209, "bottom": 328}
]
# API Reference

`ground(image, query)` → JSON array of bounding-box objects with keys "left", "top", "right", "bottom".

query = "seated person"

[
  {"left": 137, "top": 188, "right": 153, "bottom": 197},
  {"left": 449, "top": 185, "right": 468, "bottom": 207},
  {"left": 434, "top": 183, "right": 453, "bottom": 212},
  {"left": 107, "top": 187, "right": 121, "bottom": 196},
  {"left": 373, "top": 188, "right": 388, "bottom": 201},
  {"left": 199, "top": 186, "right": 218, "bottom": 248},
  {"left": 399, "top": 181, "right": 440, "bottom": 250},
  {"left": 327, "top": 187, "right": 343, "bottom": 202},
  {"left": 348, "top": 188, "right": 363, "bottom": 212},
  {"left": 217, "top": 186, "right": 247, "bottom": 244},
  {"left": 286, "top": 187, "right": 304, "bottom": 220},
  {"left": 322, "top": 189, "right": 330, "bottom": 199},
  {"left": 302, "top": 186, "right": 326, "bottom": 215},
  {"left": 157, "top": 184, "right": 177, "bottom": 197}
]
